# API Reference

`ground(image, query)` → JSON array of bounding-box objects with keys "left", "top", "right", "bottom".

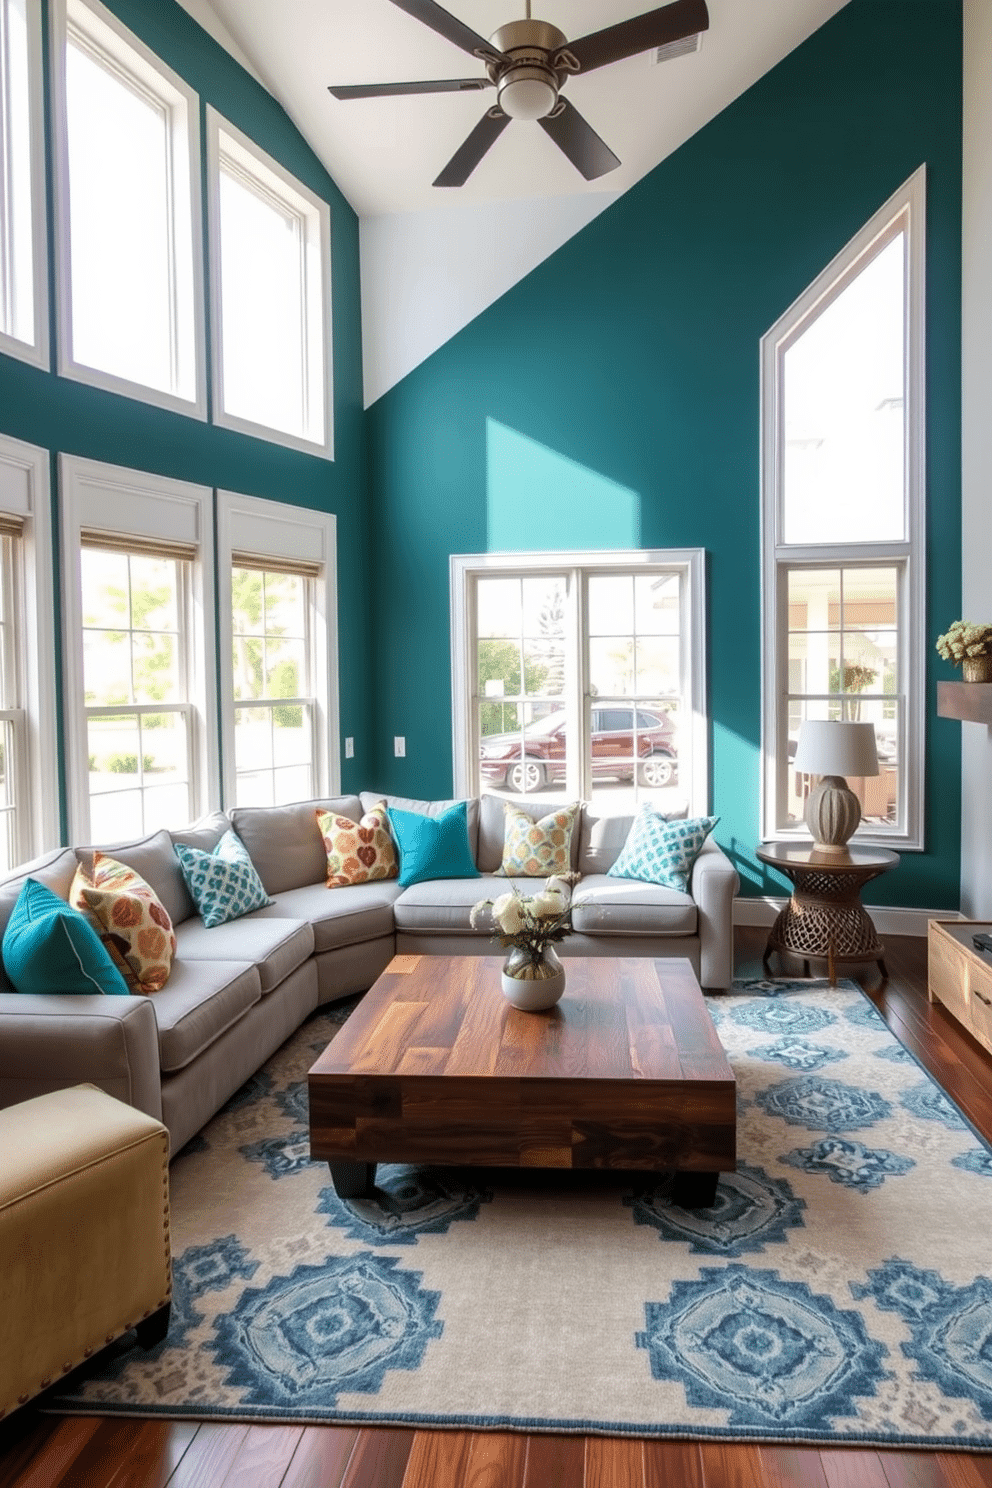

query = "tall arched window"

[{"left": 761, "top": 168, "right": 925, "bottom": 847}]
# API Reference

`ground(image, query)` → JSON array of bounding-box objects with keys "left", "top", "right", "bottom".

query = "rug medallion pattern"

[{"left": 47, "top": 977, "right": 992, "bottom": 1447}]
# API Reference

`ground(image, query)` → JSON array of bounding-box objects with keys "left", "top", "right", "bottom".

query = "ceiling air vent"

[{"left": 651, "top": 32, "right": 702, "bottom": 64}]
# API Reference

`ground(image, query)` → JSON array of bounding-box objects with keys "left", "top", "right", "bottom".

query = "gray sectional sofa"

[{"left": 0, "top": 792, "right": 739, "bottom": 1154}]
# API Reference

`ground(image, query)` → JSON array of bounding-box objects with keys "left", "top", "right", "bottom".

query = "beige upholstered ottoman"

[{"left": 0, "top": 1084, "right": 172, "bottom": 1419}]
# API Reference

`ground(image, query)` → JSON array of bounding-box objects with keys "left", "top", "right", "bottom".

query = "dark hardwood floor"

[{"left": 4, "top": 929, "right": 992, "bottom": 1488}]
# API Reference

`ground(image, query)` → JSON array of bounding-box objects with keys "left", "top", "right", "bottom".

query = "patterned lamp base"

[{"left": 803, "top": 775, "right": 861, "bottom": 854}]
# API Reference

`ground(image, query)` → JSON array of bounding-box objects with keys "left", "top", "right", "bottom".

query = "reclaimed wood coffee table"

[{"left": 308, "top": 953, "right": 736, "bottom": 1209}]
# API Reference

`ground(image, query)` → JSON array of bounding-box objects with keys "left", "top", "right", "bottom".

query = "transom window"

[
  {"left": 208, "top": 110, "right": 331, "bottom": 456},
  {"left": 452, "top": 550, "right": 707, "bottom": 815},
  {"left": 0, "top": 0, "right": 46, "bottom": 365},
  {"left": 761, "top": 168, "right": 925, "bottom": 847},
  {"left": 53, "top": 0, "right": 204, "bottom": 413},
  {"left": 231, "top": 564, "right": 316, "bottom": 807}
]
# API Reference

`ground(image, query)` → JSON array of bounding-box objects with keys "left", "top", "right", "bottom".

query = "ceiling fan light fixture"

[{"left": 496, "top": 66, "right": 557, "bottom": 119}]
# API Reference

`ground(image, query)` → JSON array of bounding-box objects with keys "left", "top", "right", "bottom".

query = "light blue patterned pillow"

[
  {"left": 607, "top": 810, "right": 719, "bottom": 892},
  {"left": 174, "top": 830, "right": 274, "bottom": 929}
]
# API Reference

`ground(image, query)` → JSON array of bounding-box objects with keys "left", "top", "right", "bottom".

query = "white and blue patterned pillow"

[
  {"left": 174, "top": 830, "right": 274, "bottom": 929},
  {"left": 607, "top": 809, "right": 719, "bottom": 892}
]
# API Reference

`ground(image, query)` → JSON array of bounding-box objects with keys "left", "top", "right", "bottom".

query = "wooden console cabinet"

[{"left": 928, "top": 919, "right": 992, "bottom": 1055}]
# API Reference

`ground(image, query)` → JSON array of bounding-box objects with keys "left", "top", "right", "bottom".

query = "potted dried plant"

[{"left": 936, "top": 621, "right": 992, "bottom": 683}]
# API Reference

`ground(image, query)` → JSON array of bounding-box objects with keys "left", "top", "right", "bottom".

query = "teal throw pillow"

[
  {"left": 174, "top": 829, "right": 274, "bottom": 928},
  {"left": 387, "top": 801, "right": 481, "bottom": 889},
  {"left": 2, "top": 878, "right": 130, "bottom": 995},
  {"left": 608, "top": 810, "right": 719, "bottom": 892}
]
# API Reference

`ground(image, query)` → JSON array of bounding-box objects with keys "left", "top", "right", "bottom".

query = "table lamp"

[{"left": 792, "top": 719, "right": 879, "bottom": 854}]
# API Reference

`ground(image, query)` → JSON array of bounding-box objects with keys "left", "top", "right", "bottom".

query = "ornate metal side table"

[{"left": 755, "top": 843, "right": 900, "bottom": 987}]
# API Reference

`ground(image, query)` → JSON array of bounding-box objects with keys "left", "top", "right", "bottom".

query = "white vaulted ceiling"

[{"left": 176, "top": 0, "right": 850, "bottom": 402}]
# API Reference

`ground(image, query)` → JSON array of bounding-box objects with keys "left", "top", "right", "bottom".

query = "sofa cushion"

[
  {"left": 230, "top": 798, "right": 363, "bottom": 896},
  {"left": 317, "top": 803, "right": 397, "bottom": 888},
  {"left": 478, "top": 794, "right": 581, "bottom": 874},
  {"left": 577, "top": 801, "right": 689, "bottom": 876},
  {"left": 608, "top": 810, "right": 719, "bottom": 892},
  {"left": 570, "top": 875, "right": 698, "bottom": 937},
  {"left": 495, "top": 800, "right": 579, "bottom": 877},
  {"left": 174, "top": 830, "right": 274, "bottom": 928},
  {"left": 70, "top": 854, "right": 177, "bottom": 995},
  {"left": 74, "top": 829, "right": 191, "bottom": 930},
  {"left": 2, "top": 879, "right": 130, "bottom": 996},
  {"left": 388, "top": 802, "right": 480, "bottom": 888},
  {"left": 393, "top": 874, "right": 508, "bottom": 936},
  {"left": 255, "top": 880, "right": 403, "bottom": 954},
  {"left": 151, "top": 958, "right": 262, "bottom": 1073},
  {"left": 174, "top": 915, "right": 313, "bottom": 995},
  {"left": 362, "top": 793, "right": 480, "bottom": 864}
]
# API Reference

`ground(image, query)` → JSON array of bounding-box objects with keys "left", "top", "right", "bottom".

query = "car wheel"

[
  {"left": 638, "top": 753, "right": 675, "bottom": 788},
  {"left": 507, "top": 758, "right": 545, "bottom": 794}
]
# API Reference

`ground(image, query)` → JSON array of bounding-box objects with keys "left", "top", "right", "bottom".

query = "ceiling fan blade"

[
  {"left": 330, "top": 77, "right": 492, "bottom": 100},
  {"left": 538, "top": 99, "right": 620, "bottom": 181},
  {"left": 388, "top": 0, "right": 505, "bottom": 67},
  {"left": 433, "top": 108, "right": 510, "bottom": 187},
  {"left": 560, "top": 0, "right": 709, "bottom": 74}
]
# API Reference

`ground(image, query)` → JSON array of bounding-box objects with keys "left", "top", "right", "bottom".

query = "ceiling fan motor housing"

[{"left": 488, "top": 19, "right": 567, "bottom": 120}]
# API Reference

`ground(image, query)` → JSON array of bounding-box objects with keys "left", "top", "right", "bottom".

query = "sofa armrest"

[
  {"left": 0, "top": 994, "right": 163, "bottom": 1123},
  {"left": 690, "top": 839, "right": 740, "bottom": 991}
]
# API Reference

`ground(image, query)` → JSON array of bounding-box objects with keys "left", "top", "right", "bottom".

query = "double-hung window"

[
  {"left": 51, "top": 0, "right": 205, "bottom": 413},
  {"left": 216, "top": 491, "right": 338, "bottom": 808},
  {"left": 761, "top": 169, "right": 925, "bottom": 847},
  {"left": 0, "top": 433, "right": 57, "bottom": 866},
  {"left": 207, "top": 111, "right": 331, "bottom": 457},
  {"left": 0, "top": 0, "right": 47, "bottom": 365},
  {"left": 60, "top": 457, "right": 217, "bottom": 842},
  {"left": 452, "top": 550, "right": 708, "bottom": 815}
]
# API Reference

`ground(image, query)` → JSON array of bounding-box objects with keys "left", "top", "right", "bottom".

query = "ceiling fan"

[{"left": 329, "top": 0, "right": 709, "bottom": 188}]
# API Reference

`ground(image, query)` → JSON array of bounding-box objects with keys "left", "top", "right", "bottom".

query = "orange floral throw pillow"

[
  {"left": 316, "top": 803, "right": 398, "bottom": 889},
  {"left": 70, "top": 853, "right": 177, "bottom": 994}
]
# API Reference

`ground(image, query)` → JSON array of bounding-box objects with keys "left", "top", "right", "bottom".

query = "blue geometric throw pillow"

[
  {"left": 607, "top": 809, "right": 719, "bottom": 892},
  {"left": 174, "top": 830, "right": 274, "bottom": 929}
]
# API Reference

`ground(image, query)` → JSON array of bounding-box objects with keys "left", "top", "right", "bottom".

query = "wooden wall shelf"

[{"left": 937, "top": 680, "right": 992, "bottom": 723}]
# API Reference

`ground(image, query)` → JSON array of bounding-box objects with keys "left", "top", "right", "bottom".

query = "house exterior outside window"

[{"left": 451, "top": 549, "right": 708, "bottom": 817}]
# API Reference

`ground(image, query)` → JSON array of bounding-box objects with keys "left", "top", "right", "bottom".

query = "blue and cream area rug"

[{"left": 48, "top": 978, "right": 992, "bottom": 1448}]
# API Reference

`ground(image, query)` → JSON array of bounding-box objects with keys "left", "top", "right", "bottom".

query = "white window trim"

[
  {"left": 206, "top": 108, "right": 333, "bottom": 459},
  {"left": 760, "top": 166, "right": 926, "bottom": 850},
  {"left": 0, "top": 0, "right": 49, "bottom": 368},
  {"left": 216, "top": 490, "right": 339, "bottom": 806},
  {"left": 59, "top": 455, "right": 218, "bottom": 841},
  {"left": 50, "top": 0, "right": 207, "bottom": 418},
  {"left": 0, "top": 432, "right": 58, "bottom": 854},
  {"left": 450, "top": 548, "right": 708, "bottom": 814}
]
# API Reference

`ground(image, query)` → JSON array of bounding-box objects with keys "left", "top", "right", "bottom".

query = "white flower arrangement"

[
  {"left": 470, "top": 875, "right": 574, "bottom": 967},
  {"left": 936, "top": 620, "right": 992, "bottom": 663}
]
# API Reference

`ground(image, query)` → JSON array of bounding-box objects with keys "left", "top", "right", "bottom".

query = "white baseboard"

[{"left": 733, "top": 897, "right": 960, "bottom": 939}]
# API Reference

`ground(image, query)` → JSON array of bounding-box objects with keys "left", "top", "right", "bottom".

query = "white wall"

[
  {"left": 360, "top": 192, "right": 619, "bottom": 408},
  {"left": 960, "top": 0, "right": 992, "bottom": 918}
]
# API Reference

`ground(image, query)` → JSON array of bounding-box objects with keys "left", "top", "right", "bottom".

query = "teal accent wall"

[
  {"left": 367, "top": 0, "right": 963, "bottom": 910},
  {"left": 0, "top": 0, "right": 369, "bottom": 826}
]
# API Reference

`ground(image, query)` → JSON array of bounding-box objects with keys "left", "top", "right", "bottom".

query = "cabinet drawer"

[{"left": 967, "top": 961, "right": 992, "bottom": 1052}]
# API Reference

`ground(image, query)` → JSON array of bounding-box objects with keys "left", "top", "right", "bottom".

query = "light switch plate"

[
  {"left": 394, "top": 736, "right": 406, "bottom": 757},
  {"left": 345, "top": 737, "right": 354, "bottom": 758}
]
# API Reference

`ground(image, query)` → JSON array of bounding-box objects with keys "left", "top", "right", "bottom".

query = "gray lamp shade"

[{"left": 792, "top": 720, "right": 879, "bottom": 779}]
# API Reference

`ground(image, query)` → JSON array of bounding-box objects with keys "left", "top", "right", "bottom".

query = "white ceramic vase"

[{"left": 500, "top": 943, "right": 566, "bottom": 1011}]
